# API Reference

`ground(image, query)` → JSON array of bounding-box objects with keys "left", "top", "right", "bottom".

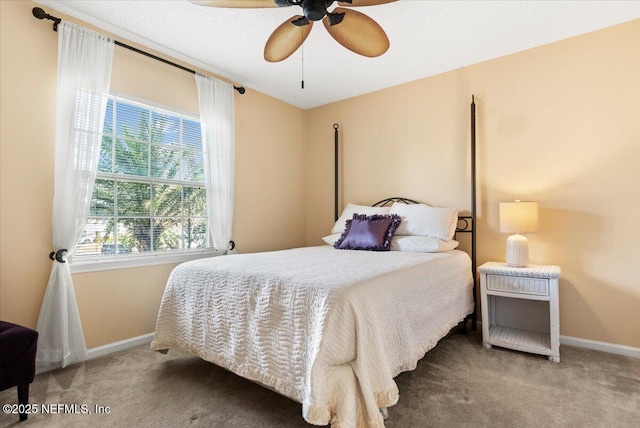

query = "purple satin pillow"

[{"left": 334, "top": 214, "right": 401, "bottom": 251}]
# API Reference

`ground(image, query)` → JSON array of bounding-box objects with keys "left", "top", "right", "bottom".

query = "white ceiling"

[{"left": 35, "top": 0, "right": 640, "bottom": 110}]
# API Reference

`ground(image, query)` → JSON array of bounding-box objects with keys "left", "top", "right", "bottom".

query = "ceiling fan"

[{"left": 190, "top": 0, "right": 397, "bottom": 62}]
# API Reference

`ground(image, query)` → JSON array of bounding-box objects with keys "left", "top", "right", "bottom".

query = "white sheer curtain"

[
  {"left": 36, "top": 22, "right": 114, "bottom": 369},
  {"left": 195, "top": 74, "right": 236, "bottom": 253}
]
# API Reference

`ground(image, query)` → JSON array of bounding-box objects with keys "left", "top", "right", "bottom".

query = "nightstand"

[{"left": 479, "top": 262, "right": 561, "bottom": 362}]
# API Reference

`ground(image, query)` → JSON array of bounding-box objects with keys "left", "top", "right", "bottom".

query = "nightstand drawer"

[{"left": 486, "top": 275, "right": 549, "bottom": 296}]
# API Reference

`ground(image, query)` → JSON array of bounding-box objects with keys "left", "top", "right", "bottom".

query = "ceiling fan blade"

[
  {"left": 264, "top": 15, "right": 313, "bottom": 62},
  {"left": 189, "top": 0, "right": 289, "bottom": 8},
  {"left": 323, "top": 8, "right": 389, "bottom": 58},
  {"left": 337, "top": 0, "right": 397, "bottom": 7}
]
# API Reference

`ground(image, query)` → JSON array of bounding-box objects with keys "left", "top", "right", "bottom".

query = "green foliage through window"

[{"left": 77, "top": 96, "right": 208, "bottom": 257}]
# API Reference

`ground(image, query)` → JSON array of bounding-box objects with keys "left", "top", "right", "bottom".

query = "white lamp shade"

[{"left": 499, "top": 201, "right": 539, "bottom": 234}]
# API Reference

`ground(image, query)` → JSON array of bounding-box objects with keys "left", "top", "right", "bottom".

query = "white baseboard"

[
  {"left": 560, "top": 335, "right": 640, "bottom": 359},
  {"left": 473, "top": 320, "right": 639, "bottom": 359},
  {"left": 37, "top": 333, "right": 154, "bottom": 374},
  {"left": 87, "top": 332, "right": 154, "bottom": 360}
]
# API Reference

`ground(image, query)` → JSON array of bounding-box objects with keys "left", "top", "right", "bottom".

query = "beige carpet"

[{"left": 1, "top": 329, "right": 638, "bottom": 427}]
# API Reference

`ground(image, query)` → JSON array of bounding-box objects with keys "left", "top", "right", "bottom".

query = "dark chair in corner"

[{"left": 0, "top": 321, "right": 38, "bottom": 422}]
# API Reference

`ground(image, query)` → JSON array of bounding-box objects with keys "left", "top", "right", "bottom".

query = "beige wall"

[
  {"left": 0, "top": 1, "right": 305, "bottom": 348},
  {"left": 305, "top": 20, "right": 640, "bottom": 348}
]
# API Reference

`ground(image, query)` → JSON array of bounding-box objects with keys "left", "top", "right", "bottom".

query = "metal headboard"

[
  {"left": 372, "top": 197, "right": 473, "bottom": 235},
  {"left": 371, "top": 197, "right": 419, "bottom": 207}
]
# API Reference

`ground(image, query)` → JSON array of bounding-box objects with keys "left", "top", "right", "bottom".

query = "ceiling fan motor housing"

[{"left": 303, "top": 0, "right": 334, "bottom": 21}]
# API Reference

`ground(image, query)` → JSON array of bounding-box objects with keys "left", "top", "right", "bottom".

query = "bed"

[
  {"left": 151, "top": 98, "right": 478, "bottom": 427},
  {"left": 151, "top": 242, "right": 473, "bottom": 427}
]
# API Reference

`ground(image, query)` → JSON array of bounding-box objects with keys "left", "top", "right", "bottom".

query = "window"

[{"left": 76, "top": 95, "right": 210, "bottom": 260}]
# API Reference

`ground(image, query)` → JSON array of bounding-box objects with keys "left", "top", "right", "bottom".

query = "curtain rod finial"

[
  {"left": 32, "top": 7, "right": 46, "bottom": 19},
  {"left": 32, "top": 7, "right": 61, "bottom": 31}
]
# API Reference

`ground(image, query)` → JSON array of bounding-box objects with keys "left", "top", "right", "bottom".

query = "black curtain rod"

[{"left": 32, "top": 7, "right": 246, "bottom": 95}]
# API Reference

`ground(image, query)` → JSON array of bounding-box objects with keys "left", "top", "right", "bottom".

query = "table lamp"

[{"left": 499, "top": 201, "right": 538, "bottom": 267}]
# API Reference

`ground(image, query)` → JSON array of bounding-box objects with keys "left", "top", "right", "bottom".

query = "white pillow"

[
  {"left": 322, "top": 233, "right": 342, "bottom": 246},
  {"left": 330, "top": 203, "right": 391, "bottom": 234},
  {"left": 389, "top": 202, "right": 458, "bottom": 241},
  {"left": 390, "top": 236, "right": 459, "bottom": 252}
]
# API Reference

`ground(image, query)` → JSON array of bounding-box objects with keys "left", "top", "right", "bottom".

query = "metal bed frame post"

[
  {"left": 334, "top": 123, "right": 339, "bottom": 222},
  {"left": 470, "top": 95, "right": 477, "bottom": 331}
]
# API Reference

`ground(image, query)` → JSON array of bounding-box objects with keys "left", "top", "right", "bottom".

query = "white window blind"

[{"left": 76, "top": 95, "right": 209, "bottom": 258}]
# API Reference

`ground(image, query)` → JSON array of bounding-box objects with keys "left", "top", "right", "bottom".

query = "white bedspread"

[{"left": 151, "top": 246, "right": 473, "bottom": 427}]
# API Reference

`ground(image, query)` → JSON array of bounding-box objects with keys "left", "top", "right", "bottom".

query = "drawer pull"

[{"left": 512, "top": 283, "right": 520, "bottom": 289}]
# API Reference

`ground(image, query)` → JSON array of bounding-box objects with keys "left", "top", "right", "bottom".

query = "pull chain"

[{"left": 301, "top": 43, "right": 305, "bottom": 90}]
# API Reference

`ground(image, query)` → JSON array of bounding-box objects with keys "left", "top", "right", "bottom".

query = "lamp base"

[{"left": 506, "top": 234, "right": 529, "bottom": 267}]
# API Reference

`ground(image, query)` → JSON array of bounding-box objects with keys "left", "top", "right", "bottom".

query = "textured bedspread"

[{"left": 151, "top": 246, "right": 473, "bottom": 427}]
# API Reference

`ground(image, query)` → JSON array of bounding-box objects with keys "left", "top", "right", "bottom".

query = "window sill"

[{"left": 69, "top": 249, "right": 224, "bottom": 274}]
